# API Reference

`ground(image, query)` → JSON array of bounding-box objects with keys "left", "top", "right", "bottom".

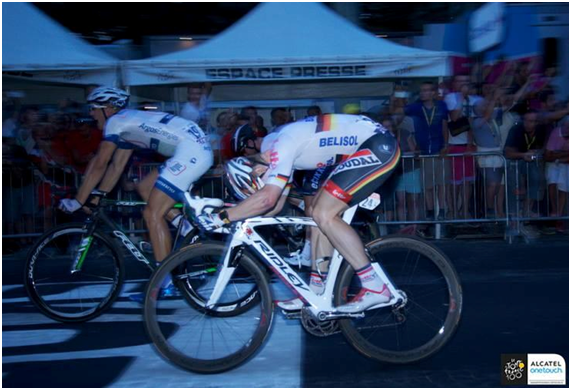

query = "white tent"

[
  {"left": 2, "top": 3, "right": 118, "bottom": 85},
  {"left": 125, "top": 2, "right": 451, "bottom": 86}
]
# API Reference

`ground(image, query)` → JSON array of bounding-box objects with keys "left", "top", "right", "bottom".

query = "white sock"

[
  {"left": 310, "top": 271, "right": 326, "bottom": 295},
  {"left": 301, "top": 240, "right": 311, "bottom": 259},
  {"left": 356, "top": 264, "right": 384, "bottom": 291}
]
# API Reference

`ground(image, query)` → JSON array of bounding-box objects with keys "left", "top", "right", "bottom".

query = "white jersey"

[
  {"left": 262, "top": 114, "right": 388, "bottom": 189},
  {"left": 103, "top": 109, "right": 209, "bottom": 156}
]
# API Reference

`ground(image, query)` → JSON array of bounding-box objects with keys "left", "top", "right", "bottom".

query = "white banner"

[
  {"left": 469, "top": 3, "right": 505, "bottom": 53},
  {"left": 125, "top": 58, "right": 449, "bottom": 86}
]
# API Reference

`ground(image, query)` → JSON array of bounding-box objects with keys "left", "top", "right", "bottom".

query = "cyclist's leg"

[
  {"left": 147, "top": 139, "right": 213, "bottom": 261},
  {"left": 312, "top": 132, "right": 401, "bottom": 311},
  {"left": 312, "top": 191, "right": 365, "bottom": 269},
  {"left": 144, "top": 189, "right": 176, "bottom": 263},
  {"left": 136, "top": 168, "right": 181, "bottom": 223}
]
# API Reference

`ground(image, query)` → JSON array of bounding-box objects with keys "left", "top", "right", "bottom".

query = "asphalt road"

[{"left": 2, "top": 236, "right": 569, "bottom": 387}]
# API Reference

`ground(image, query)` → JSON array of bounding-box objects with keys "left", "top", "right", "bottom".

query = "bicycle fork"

[
  {"left": 70, "top": 236, "right": 94, "bottom": 274},
  {"left": 70, "top": 217, "right": 98, "bottom": 274},
  {"left": 204, "top": 239, "right": 243, "bottom": 309}
]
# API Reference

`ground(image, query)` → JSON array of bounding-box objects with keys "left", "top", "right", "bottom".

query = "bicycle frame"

[
  {"left": 72, "top": 200, "right": 186, "bottom": 273},
  {"left": 205, "top": 197, "right": 407, "bottom": 320}
]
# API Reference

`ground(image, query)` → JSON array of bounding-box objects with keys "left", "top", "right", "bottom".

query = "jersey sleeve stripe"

[
  {"left": 346, "top": 147, "right": 401, "bottom": 196},
  {"left": 276, "top": 174, "right": 290, "bottom": 183}
]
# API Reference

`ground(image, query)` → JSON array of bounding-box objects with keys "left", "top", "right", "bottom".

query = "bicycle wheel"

[
  {"left": 24, "top": 223, "right": 124, "bottom": 323},
  {"left": 334, "top": 235, "right": 462, "bottom": 364},
  {"left": 144, "top": 242, "right": 274, "bottom": 373}
]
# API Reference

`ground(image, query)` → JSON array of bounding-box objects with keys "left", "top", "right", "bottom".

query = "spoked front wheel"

[
  {"left": 144, "top": 242, "right": 274, "bottom": 373},
  {"left": 23, "top": 223, "right": 124, "bottom": 323},
  {"left": 334, "top": 235, "right": 462, "bottom": 364}
]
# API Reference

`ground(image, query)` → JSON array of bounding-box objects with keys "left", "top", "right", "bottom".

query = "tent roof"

[
  {"left": 140, "top": 2, "right": 444, "bottom": 64},
  {"left": 2, "top": 3, "right": 116, "bottom": 71},
  {"left": 126, "top": 3, "right": 450, "bottom": 84}
]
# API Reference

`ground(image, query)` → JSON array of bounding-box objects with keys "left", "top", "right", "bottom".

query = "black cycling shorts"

[
  {"left": 323, "top": 131, "right": 401, "bottom": 207},
  {"left": 299, "top": 166, "right": 335, "bottom": 197}
]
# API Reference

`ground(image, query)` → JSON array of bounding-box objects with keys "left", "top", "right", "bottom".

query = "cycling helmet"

[
  {"left": 87, "top": 87, "right": 130, "bottom": 110},
  {"left": 231, "top": 124, "right": 258, "bottom": 155},
  {"left": 225, "top": 157, "right": 265, "bottom": 201}
]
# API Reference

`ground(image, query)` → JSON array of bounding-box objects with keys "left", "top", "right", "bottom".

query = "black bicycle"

[{"left": 22, "top": 192, "right": 240, "bottom": 322}]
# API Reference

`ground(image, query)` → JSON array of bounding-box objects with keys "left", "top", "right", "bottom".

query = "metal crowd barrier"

[
  {"left": 375, "top": 152, "right": 568, "bottom": 239},
  {"left": 2, "top": 154, "right": 568, "bottom": 240},
  {"left": 1, "top": 164, "right": 225, "bottom": 238}
]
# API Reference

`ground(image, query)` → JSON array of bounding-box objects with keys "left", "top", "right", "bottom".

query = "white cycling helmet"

[
  {"left": 225, "top": 157, "right": 265, "bottom": 201},
  {"left": 87, "top": 86, "right": 130, "bottom": 109}
]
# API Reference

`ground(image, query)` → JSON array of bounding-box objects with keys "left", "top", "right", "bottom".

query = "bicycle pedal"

[{"left": 281, "top": 309, "right": 302, "bottom": 319}]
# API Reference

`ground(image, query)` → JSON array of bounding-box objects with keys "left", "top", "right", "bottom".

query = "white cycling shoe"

[
  {"left": 276, "top": 298, "right": 304, "bottom": 311},
  {"left": 283, "top": 251, "right": 311, "bottom": 268},
  {"left": 337, "top": 284, "right": 392, "bottom": 313}
]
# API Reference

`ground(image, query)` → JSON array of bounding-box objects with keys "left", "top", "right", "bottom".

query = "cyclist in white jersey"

[
  {"left": 59, "top": 87, "right": 213, "bottom": 266},
  {"left": 197, "top": 114, "right": 401, "bottom": 313}
]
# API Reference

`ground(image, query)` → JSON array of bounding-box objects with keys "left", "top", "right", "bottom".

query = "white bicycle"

[{"left": 143, "top": 194, "right": 463, "bottom": 374}]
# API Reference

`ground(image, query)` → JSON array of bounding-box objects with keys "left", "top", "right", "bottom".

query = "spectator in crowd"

[
  {"left": 2, "top": 134, "right": 37, "bottom": 238},
  {"left": 30, "top": 121, "right": 77, "bottom": 202},
  {"left": 211, "top": 110, "right": 236, "bottom": 165},
  {"left": 240, "top": 106, "right": 267, "bottom": 137},
  {"left": 472, "top": 96, "right": 506, "bottom": 218},
  {"left": 537, "top": 90, "right": 569, "bottom": 130},
  {"left": 405, "top": 81, "right": 450, "bottom": 221},
  {"left": 270, "top": 107, "right": 291, "bottom": 131},
  {"left": 391, "top": 107, "right": 422, "bottom": 226},
  {"left": 445, "top": 74, "right": 477, "bottom": 219},
  {"left": 16, "top": 106, "right": 40, "bottom": 154},
  {"left": 504, "top": 110, "right": 548, "bottom": 217},
  {"left": 544, "top": 116, "right": 569, "bottom": 223},
  {"left": 180, "top": 82, "right": 211, "bottom": 131},
  {"left": 2, "top": 95, "right": 20, "bottom": 139},
  {"left": 307, "top": 105, "right": 322, "bottom": 117},
  {"left": 219, "top": 112, "right": 244, "bottom": 162},
  {"left": 255, "top": 115, "right": 269, "bottom": 136},
  {"left": 65, "top": 118, "right": 103, "bottom": 173}
]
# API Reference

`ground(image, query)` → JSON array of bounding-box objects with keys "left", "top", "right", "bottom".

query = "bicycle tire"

[
  {"left": 144, "top": 241, "right": 274, "bottom": 373},
  {"left": 334, "top": 235, "right": 462, "bottom": 364},
  {"left": 23, "top": 223, "right": 125, "bottom": 323}
]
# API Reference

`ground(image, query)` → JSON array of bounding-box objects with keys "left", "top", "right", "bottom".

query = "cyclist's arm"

[
  {"left": 226, "top": 184, "right": 283, "bottom": 221},
  {"left": 264, "top": 185, "right": 291, "bottom": 216},
  {"left": 97, "top": 148, "right": 134, "bottom": 193},
  {"left": 75, "top": 141, "right": 118, "bottom": 204}
]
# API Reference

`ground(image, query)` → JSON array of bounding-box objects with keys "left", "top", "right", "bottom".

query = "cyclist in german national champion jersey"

[
  {"left": 59, "top": 87, "right": 214, "bottom": 269},
  {"left": 197, "top": 114, "right": 401, "bottom": 313}
]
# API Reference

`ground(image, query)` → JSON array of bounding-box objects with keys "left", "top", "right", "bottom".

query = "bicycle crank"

[{"left": 300, "top": 308, "right": 340, "bottom": 337}]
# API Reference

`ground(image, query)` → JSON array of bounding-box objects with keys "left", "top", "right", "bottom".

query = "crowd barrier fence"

[{"left": 2, "top": 153, "right": 568, "bottom": 241}]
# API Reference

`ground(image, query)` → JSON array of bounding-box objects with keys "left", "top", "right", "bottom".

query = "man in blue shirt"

[{"left": 405, "top": 81, "right": 450, "bottom": 220}]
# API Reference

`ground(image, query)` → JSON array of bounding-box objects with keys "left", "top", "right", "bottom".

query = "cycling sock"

[
  {"left": 310, "top": 272, "right": 325, "bottom": 295},
  {"left": 355, "top": 264, "right": 384, "bottom": 291},
  {"left": 301, "top": 240, "right": 311, "bottom": 260}
]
